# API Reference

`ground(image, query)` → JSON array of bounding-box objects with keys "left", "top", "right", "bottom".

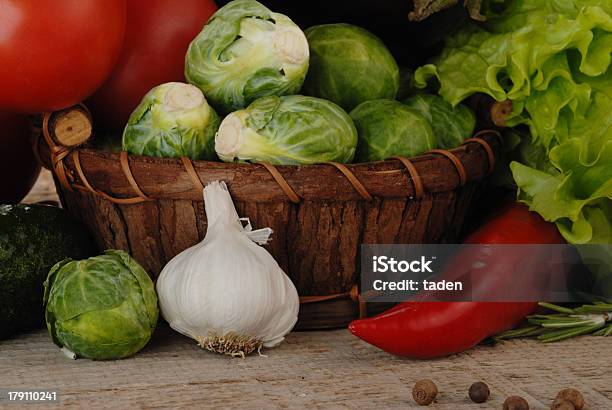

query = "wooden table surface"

[
  {"left": 2, "top": 326, "right": 611, "bottom": 409},
  {"left": 4, "top": 171, "right": 610, "bottom": 409}
]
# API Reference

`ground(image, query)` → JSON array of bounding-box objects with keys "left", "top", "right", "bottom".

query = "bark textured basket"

[{"left": 35, "top": 106, "right": 502, "bottom": 329}]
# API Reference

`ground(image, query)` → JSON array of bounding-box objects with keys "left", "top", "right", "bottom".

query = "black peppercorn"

[{"left": 468, "top": 381, "right": 490, "bottom": 403}]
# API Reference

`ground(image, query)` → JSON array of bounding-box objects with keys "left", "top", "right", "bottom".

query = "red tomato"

[
  {"left": 0, "top": 0, "right": 127, "bottom": 113},
  {"left": 0, "top": 112, "right": 41, "bottom": 203},
  {"left": 87, "top": 0, "right": 218, "bottom": 131}
]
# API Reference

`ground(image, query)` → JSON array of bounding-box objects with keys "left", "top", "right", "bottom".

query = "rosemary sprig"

[{"left": 495, "top": 302, "right": 612, "bottom": 343}]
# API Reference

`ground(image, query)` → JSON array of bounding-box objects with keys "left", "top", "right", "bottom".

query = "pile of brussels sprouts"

[{"left": 122, "top": 0, "right": 476, "bottom": 165}]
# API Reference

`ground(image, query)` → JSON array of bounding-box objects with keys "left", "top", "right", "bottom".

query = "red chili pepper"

[{"left": 348, "top": 203, "right": 565, "bottom": 359}]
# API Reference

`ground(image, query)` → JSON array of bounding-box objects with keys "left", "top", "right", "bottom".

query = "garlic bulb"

[{"left": 156, "top": 181, "right": 299, "bottom": 357}]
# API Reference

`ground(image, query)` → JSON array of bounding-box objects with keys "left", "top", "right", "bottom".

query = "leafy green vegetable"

[
  {"left": 44, "top": 250, "right": 158, "bottom": 360},
  {"left": 350, "top": 99, "right": 436, "bottom": 162},
  {"left": 122, "top": 82, "right": 220, "bottom": 160},
  {"left": 0, "top": 204, "right": 95, "bottom": 340},
  {"left": 185, "top": 0, "right": 309, "bottom": 114},
  {"left": 415, "top": 0, "right": 612, "bottom": 247},
  {"left": 404, "top": 94, "right": 475, "bottom": 149},
  {"left": 215, "top": 95, "right": 357, "bottom": 165},
  {"left": 303, "top": 24, "right": 399, "bottom": 112}
]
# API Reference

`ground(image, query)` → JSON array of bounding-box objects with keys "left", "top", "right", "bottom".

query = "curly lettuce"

[{"left": 415, "top": 0, "right": 612, "bottom": 248}]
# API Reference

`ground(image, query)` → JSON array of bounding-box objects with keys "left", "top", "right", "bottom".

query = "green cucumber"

[{"left": 0, "top": 204, "right": 96, "bottom": 339}]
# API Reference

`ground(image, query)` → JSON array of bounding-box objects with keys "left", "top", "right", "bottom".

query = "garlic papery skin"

[{"left": 156, "top": 181, "right": 299, "bottom": 357}]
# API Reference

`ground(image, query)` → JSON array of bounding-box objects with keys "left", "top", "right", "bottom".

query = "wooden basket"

[{"left": 35, "top": 105, "right": 502, "bottom": 329}]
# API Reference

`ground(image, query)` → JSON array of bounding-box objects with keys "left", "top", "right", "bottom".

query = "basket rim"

[{"left": 36, "top": 129, "right": 502, "bottom": 203}]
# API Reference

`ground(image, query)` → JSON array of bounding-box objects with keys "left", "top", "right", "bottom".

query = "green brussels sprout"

[
  {"left": 122, "top": 82, "right": 220, "bottom": 160},
  {"left": 404, "top": 94, "right": 476, "bottom": 149},
  {"left": 44, "top": 250, "right": 159, "bottom": 360},
  {"left": 215, "top": 95, "right": 357, "bottom": 165},
  {"left": 350, "top": 99, "right": 436, "bottom": 162},
  {"left": 303, "top": 24, "right": 400, "bottom": 112},
  {"left": 185, "top": 0, "right": 309, "bottom": 114}
]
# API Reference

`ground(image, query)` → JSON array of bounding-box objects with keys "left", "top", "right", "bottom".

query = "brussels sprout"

[
  {"left": 122, "top": 82, "right": 220, "bottom": 160},
  {"left": 185, "top": 0, "right": 309, "bottom": 114},
  {"left": 44, "top": 250, "right": 158, "bottom": 360},
  {"left": 303, "top": 24, "right": 400, "bottom": 111},
  {"left": 350, "top": 99, "right": 436, "bottom": 162},
  {"left": 404, "top": 94, "right": 476, "bottom": 149},
  {"left": 215, "top": 95, "right": 357, "bottom": 165}
]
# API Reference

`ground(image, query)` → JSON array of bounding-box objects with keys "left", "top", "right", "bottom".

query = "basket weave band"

[
  {"left": 72, "top": 150, "right": 96, "bottom": 194},
  {"left": 42, "top": 112, "right": 74, "bottom": 192},
  {"left": 463, "top": 138, "right": 496, "bottom": 174},
  {"left": 327, "top": 162, "right": 373, "bottom": 201},
  {"left": 180, "top": 157, "right": 205, "bottom": 192},
  {"left": 260, "top": 162, "right": 301, "bottom": 203},
  {"left": 41, "top": 110, "right": 153, "bottom": 204},
  {"left": 299, "top": 284, "right": 385, "bottom": 319},
  {"left": 72, "top": 151, "right": 151, "bottom": 205},
  {"left": 465, "top": 129, "right": 503, "bottom": 174},
  {"left": 427, "top": 149, "right": 467, "bottom": 186},
  {"left": 388, "top": 156, "right": 424, "bottom": 199},
  {"left": 119, "top": 151, "right": 152, "bottom": 201},
  {"left": 299, "top": 284, "right": 364, "bottom": 319}
]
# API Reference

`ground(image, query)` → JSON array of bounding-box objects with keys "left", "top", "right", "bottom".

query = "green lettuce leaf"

[
  {"left": 511, "top": 137, "right": 612, "bottom": 232},
  {"left": 415, "top": 0, "right": 612, "bottom": 246}
]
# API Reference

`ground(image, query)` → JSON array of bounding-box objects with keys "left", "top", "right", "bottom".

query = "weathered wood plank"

[{"left": 2, "top": 327, "right": 611, "bottom": 409}]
